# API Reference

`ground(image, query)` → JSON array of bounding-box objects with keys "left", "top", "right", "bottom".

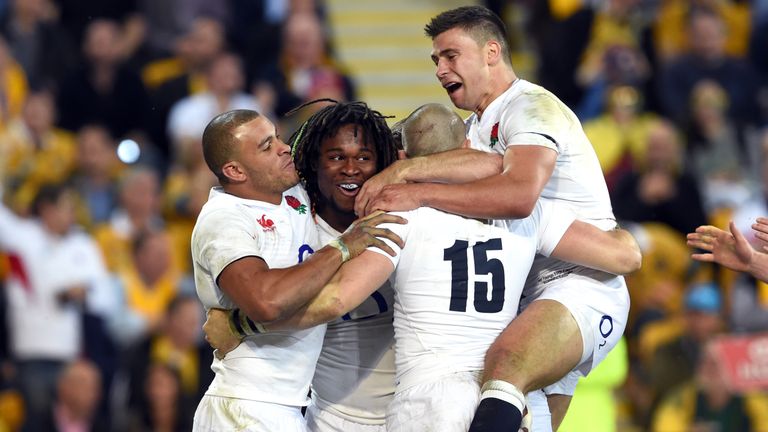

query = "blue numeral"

[{"left": 298, "top": 244, "right": 314, "bottom": 263}]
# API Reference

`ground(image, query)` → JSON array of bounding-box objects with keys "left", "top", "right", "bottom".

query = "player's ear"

[
  {"left": 222, "top": 161, "right": 246, "bottom": 182},
  {"left": 486, "top": 40, "right": 502, "bottom": 66}
]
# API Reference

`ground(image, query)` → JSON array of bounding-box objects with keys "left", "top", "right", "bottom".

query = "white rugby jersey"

[
  {"left": 466, "top": 79, "right": 620, "bottom": 303},
  {"left": 371, "top": 201, "right": 574, "bottom": 391},
  {"left": 191, "top": 185, "right": 325, "bottom": 406},
  {"left": 310, "top": 216, "right": 395, "bottom": 425}
]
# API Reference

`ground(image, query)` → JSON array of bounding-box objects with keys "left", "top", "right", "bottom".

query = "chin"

[
  {"left": 450, "top": 94, "right": 469, "bottom": 111},
  {"left": 331, "top": 197, "right": 356, "bottom": 214}
]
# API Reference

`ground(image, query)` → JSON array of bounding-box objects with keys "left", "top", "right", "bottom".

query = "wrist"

[
  {"left": 328, "top": 238, "right": 351, "bottom": 263},
  {"left": 228, "top": 309, "right": 267, "bottom": 338},
  {"left": 394, "top": 159, "right": 414, "bottom": 182}
]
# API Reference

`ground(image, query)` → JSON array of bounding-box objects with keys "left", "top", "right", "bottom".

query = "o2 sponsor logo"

[{"left": 598, "top": 315, "right": 613, "bottom": 349}]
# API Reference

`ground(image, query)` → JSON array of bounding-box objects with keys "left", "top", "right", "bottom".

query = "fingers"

[
  {"left": 365, "top": 227, "right": 405, "bottom": 250},
  {"left": 358, "top": 212, "right": 408, "bottom": 227},
  {"left": 687, "top": 238, "right": 714, "bottom": 252},
  {"left": 754, "top": 217, "right": 768, "bottom": 234},
  {"left": 731, "top": 221, "right": 750, "bottom": 246},
  {"left": 355, "top": 209, "right": 386, "bottom": 224},
  {"left": 691, "top": 253, "right": 715, "bottom": 263},
  {"left": 364, "top": 197, "right": 382, "bottom": 217},
  {"left": 366, "top": 237, "right": 397, "bottom": 257},
  {"left": 354, "top": 184, "right": 374, "bottom": 217},
  {"left": 695, "top": 225, "right": 726, "bottom": 238},
  {"left": 755, "top": 231, "right": 768, "bottom": 243}
]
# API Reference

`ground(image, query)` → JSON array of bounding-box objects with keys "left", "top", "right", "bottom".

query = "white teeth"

[{"left": 340, "top": 184, "right": 359, "bottom": 190}]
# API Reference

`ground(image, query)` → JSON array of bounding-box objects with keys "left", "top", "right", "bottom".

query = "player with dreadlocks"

[
  {"left": 290, "top": 100, "right": 399, "bottom": 432},
  {"left": 291, "top": 99, "right": 399, "bottom": 218},
  {"left": 205, "top": 100, "right": 401, "bottom": 432}
]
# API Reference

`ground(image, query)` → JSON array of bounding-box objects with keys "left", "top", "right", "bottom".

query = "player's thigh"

[
  {"left": 305, "top": 404, "right": 385, "bottom": 432},
  {"left": 193, "top": 395, "right": 309, "bottom": 432},
  {"left": 387, "top": 372, "right": 481, "bottom": 432},
  {"left": 483, "top": 299, "right": 583, "bottom": 391}
]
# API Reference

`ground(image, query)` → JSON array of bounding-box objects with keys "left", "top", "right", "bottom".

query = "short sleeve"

[
  {"left": 535, "top": 199, "right": 576, "bottom": 257},
  {"left": 193, "top": 206, "right": 263, "bottom": 282},
  {"left": 499, "top": 92, "right": 570, "bottom": 153},
  {"left": 365, "top": 210, "right": 412, "bottom": 268}
]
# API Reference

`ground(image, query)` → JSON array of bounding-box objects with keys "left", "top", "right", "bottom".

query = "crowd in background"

[{"left": 0, "top": 0, "right": 767, "bottom": 431}]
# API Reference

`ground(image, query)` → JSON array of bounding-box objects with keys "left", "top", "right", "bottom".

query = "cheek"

[
  {"left": 361, "top": 163, "right": 379, "bottom": 181},
  {"left": 316, "top": 166, "right": 335, "bottom": 195}
]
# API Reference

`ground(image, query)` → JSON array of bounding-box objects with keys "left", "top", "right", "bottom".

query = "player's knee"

[{"left": 484, "top": 343, "right": 530, "bottom": 382}]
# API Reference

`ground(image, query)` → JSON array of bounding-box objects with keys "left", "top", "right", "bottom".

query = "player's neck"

[
  {"left": 475, "top": 71, "right": 518, "bottom": 120},
  {"left": 223, "top": 183, "right": 283, "bottom": 205},
  {"left": 317, "top": 206, "right": 355, "bottom": 233}
]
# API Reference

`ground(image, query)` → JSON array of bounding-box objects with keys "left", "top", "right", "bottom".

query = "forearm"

[
  {"left": 243, "top": 252, "right": 389, "bottom": 331},
  {"left": 417, "top": 173, "right": 538, "bottom": 219},
  {"left": 240, "top": 245, "right": 345, "bottom": 322},
  {"left": 400, "top": 148, "right": 503, "bottom": 184},
  {"left": 262, "top": 281, "right": 346, "bottom": 331},
  {"left": 553, "top": 226, "right": 642, "bottom": 275}
]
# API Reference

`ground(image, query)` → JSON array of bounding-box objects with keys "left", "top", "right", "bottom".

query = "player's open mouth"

[
  {"left": 444, "top": 82, "right": 462, "bottom": 94},
  {"left": 337, "top": 183, "right": 360, "bottom": 196}
]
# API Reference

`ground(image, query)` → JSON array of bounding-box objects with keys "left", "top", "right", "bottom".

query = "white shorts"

[
  {"left": 386, "top": 372, "right": 553, "bottom": 432},
  {"left": 306, "top": 403, "right": 385, "bottom": 432},
  {"left": 193, "top": 395, "right": 308, "bottom": 432},
  {"left": 387, "top": 371, "right": 481, "bottom": 432},
  {"left": 533, "top": 273, "right": 629, "bottom": 396}
]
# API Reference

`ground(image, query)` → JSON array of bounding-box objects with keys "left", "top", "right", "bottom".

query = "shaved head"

[
  {"left": 401, "top": 103, "right": 466, "bottom": 157},
  {"left": 202, "top": 109, "right": 261, "bottom": 183}
]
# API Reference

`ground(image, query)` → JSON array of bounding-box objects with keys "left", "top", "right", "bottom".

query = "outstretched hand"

[
  {"left": 203, "top": 308, "right": 242, "bottom": 360},
  {"left": 687, "top": 221, "right": 754, "bottom": 272},
  {"left": 340, "top": 210, "right": 407, "bottom": 258}
]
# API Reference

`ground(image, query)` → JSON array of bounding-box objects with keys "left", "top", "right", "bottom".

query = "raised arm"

[
  {"left": 687, "top": 221, "right": 768, "bottom": 283},
  {"left": 360, "top": 146, "right": 556, "bottom": 219},
  {"left": 217, "top": 212, "right": 404, "bottom": 324},
  {"left": 551, "top": 222, "right": 642, "bottom": 275},
  {"left": 354, "top": 148, "right": 503, "bottom": 216}
]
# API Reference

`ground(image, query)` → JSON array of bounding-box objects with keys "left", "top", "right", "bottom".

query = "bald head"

[{"left": 401, "top": 104, "right": 466, "bottom": 157}]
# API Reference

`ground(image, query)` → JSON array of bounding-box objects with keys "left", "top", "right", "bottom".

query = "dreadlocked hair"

[{"left": 289, "top": 99, "right": 399, "bottom": 215}]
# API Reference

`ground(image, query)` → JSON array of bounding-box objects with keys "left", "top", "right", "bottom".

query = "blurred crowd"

[
  {"left": 0, "top": 0, "right": 767, "bottom": 430},
  {"left": 0, "top": 0, "right": 356, "bottom": 430},
  {"left": 509, "top": 1, "right": 768, "bottom": 431}
]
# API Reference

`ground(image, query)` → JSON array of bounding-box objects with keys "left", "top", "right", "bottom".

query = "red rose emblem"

[
  {"left": 285, "top": 195, "right": 307, "bottom": 214},
  {"left": 490, "top": 123, "right": 499, "bottom": 148}
]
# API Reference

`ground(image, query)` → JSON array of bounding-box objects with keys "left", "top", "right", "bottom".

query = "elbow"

[
  {"left": 319, "top": 296, "right": 347, "bottom": 322},
  {"left": 497, "top": 198, "right": 536, "bottom": 219},
  {"left": 621, "top": 250, "right": 643, "bottom": 275}
]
